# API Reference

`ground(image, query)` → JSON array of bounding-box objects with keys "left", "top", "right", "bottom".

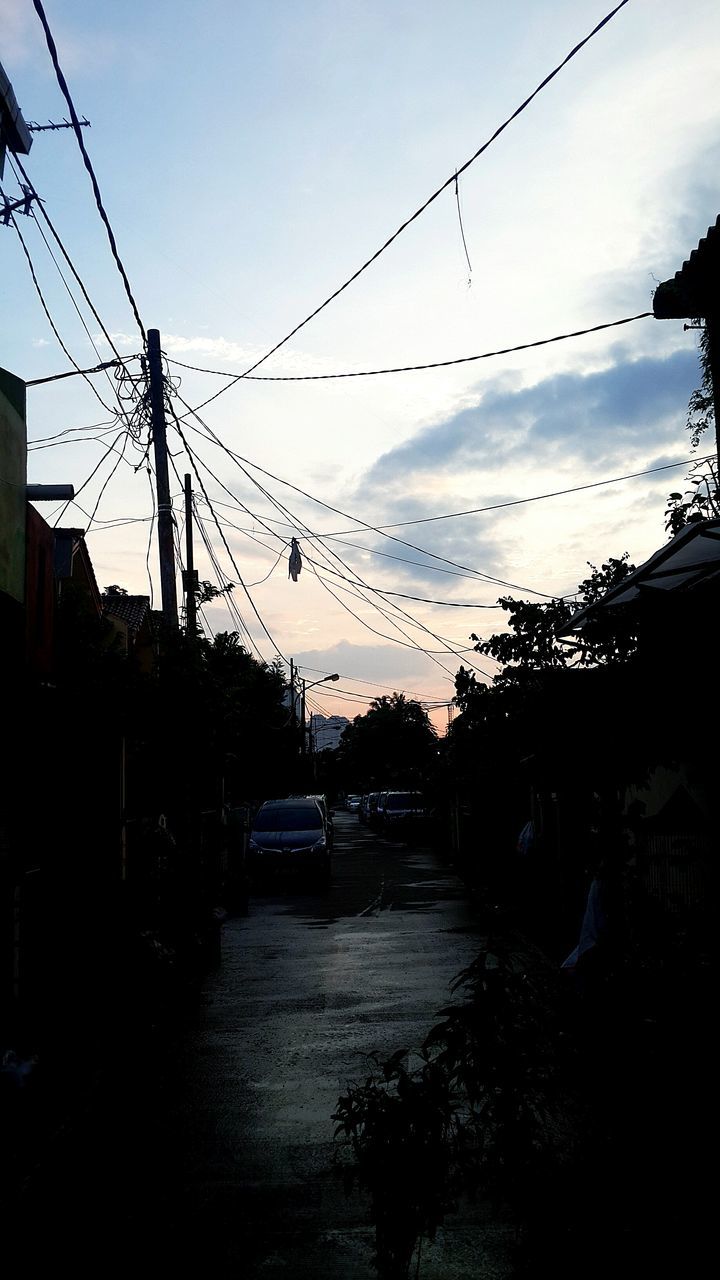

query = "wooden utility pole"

[
  {"left": 146, "top": 328, "right": 178, "bottom": 626},
  {"left": 183, "top": 473, "right": 199, "bottom": 640}
]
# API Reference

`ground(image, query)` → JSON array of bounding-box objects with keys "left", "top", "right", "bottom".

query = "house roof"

[
  {"left": 561, "top": 518, "right": 720, "bottom": 634},
  {"left": 54, "top": 527, "right": 102, "bottom": 615},
  {"left": 653, "top": 215, "right": 720, "bottom": 319},
  {"left": 102, "top": 593, "right": 151, "bottom": 634}
]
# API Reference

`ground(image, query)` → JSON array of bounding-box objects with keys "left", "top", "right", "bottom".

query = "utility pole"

[
  {"left": 300, "top": 679, "right": 307, "bottom": 755},
  {"left": 289, "top": 659, "right": 296, "bottom": 742},
  {"left": 146, "top": 328, "right": 178, "bottom": 626},
  {"left": 183, "top": 474, "right": 199, "bottom": 640}
]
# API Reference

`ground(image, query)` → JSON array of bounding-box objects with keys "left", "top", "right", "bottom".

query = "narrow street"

[{"left": 12, "top": 811, "right": 517, "bottom": 1277}]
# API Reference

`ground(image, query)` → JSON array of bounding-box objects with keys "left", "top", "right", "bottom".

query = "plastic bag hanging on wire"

[{"left": 288, "top": 537, "right": 302, "bottom": 582}]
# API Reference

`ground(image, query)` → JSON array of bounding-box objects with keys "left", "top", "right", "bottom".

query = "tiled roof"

[
  {"left": 653, "top": 215, "right": 720, "bottom": 319},
  {"left": 102, "top": 593, "right": 151, "bottom": 634}
]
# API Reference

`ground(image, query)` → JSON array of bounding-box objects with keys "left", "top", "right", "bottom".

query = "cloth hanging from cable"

[{"left": 288, "top": 537, "right": 302, "bottom": 582}]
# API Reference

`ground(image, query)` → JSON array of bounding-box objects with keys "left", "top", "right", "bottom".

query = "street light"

[{"left": 300, "top": 673, "right": 339, "bottom": 755}]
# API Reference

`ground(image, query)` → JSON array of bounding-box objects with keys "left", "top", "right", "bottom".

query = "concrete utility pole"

[
  {"left": 146, "top": 329, "right": 178, "bottom": 625},
  {"left": 289, "top": 659, "right": 296, "bottom": 739},
  {"left": 183, "top": 473, "right": 199, "bottom": 640}
]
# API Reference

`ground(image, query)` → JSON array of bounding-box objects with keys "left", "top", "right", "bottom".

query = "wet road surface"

[{"left": 14, "top": 812, "right": 516, "bottom": 1277}]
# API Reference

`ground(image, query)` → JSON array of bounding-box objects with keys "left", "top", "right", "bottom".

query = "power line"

[
  {"left": 26, "top": 357, "right": 133, "bottom": 386},
  {"left": 169, "top": 412, "right": 286, "bottom": 663},
  {"left": 324, "top": 455, "right": 714, "bottom": 535},
  {"left": 3, "top": 194, "right": 117, "bottom": 416},
  {"left": 182, "top": 0, "right": 631, "bottom": 413},
  {"left": 296, "top": 664, "right": 458, "bottom": 703},
  {"left": 164, "top": 442, "right": 259, "bottom": 653},
  {"left": 181, "top": 419, "right": 559, "bottom": 599},
  {"left": 84, "top": 431, "right": 131, "bottom": 533},
  {"left": 166, "top": 313, "right": 651, "bottom": 383},
  {"left": 300, "top": 551, "right": 480, "bottom": 676},
  {"left": 27, "top": 418, "right": 117, "bottom": 444},
  {"left": 32, "top": 0, "right": 147, "bottom": 341},
  {"left": 299, "top": 557, "right": 505, "bottom": 608},
  {"left": 28, "top": 426, "right": 121, "bottom": 452},
  {"left": 202, "top": 498, "right": 532, "bottom": 587},
  {"left": 179, "top": 405, "right": 492, "bottom": 674},
  {"left": 50, "top": 428, "right": 128, "bottom": 526},
  {"left": 11, "top": 152, "right": 125, "bottom": 358}
]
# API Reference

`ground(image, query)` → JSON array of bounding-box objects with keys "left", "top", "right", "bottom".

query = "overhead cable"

[
  {"left": 11, "top": 152, "right": 125, "bottom": 358},
  {"left": 324, "top": 455, "right": 714, "bottom": 535},
  {"left": 179, "top": 404, "right": 492, "bottom": 673},
  {"left": 32, "top": 0, "right": 147, "bottom": 341},
  {"left": 183, "top": 0, "right": 632, "bottom": 412},
  {"left": 169, "top": 412, "right": 286, "bottom": 663},
  {"left": 182, "top": 418, "right": 558, "bottom": 599},
  {"left": 167, "top": 313, "right": 651, "bottom": 383},
  {"left": 26, "top": 357, "right": 135, "bottom": 386},
  {"left": 4, "top": 198, "right": 117, "bottom": 416}
]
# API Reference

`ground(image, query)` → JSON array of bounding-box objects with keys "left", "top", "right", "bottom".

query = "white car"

[{"left": 345, "top": 794, "right": 362, "bottom": 813}]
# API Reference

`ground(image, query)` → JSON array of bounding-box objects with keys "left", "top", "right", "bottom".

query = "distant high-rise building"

[{"left": 309, "top": 714, "right": 349, "bottom": 752}]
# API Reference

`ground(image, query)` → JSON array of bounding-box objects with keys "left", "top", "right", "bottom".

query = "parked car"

[
  {"left": 380, "top": 791, "right": 426, "bottom": 838},
  {"left": 366, "top": 791, "right": 384, "bottom": 828},
  {"left": 303, "top": 794, "right": 333, "bottom": 844},
  {"left": 345, "top": 794, "right": 362, "bottom": 813},
  {"left": 374, "top": 791, "right": 389, "bottom": 827},
  {"left": 289, "top": 792, "right": 332, "bottom": 831},
  {"left": 247, "top": 797, "right": 331, "bottom": 884}
]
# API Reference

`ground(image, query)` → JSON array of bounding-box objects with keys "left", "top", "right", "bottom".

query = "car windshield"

[
  {"left": 253, "top": 805, "right": 321, "bottom": 832},
  {"left": 386, "top": 793, "right": 422, "bottom": 810}
]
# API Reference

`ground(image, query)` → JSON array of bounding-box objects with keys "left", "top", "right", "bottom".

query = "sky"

[{"left": 2, "top": 0, "right": 719, "bottom": 733}]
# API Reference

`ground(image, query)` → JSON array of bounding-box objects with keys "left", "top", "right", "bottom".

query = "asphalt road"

[{"left": 12, "top": 811, "right": 516, "bottom": 1277}]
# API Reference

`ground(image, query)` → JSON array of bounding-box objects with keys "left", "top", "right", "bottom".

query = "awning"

[{"left": 561, "top": 518, "right": 720, "bottom": 633}]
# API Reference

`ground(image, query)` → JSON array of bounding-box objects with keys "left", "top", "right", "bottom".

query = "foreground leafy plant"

[{"left": 333, "top": 946, "right": 563, "bottom": 1278}]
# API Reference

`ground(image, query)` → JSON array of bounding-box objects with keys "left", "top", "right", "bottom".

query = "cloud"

[
  {"left": 360, "top": 348, "right": 699, "bottom": 488},
  {"left": 0, "top": 1, "right": 34, "bottom": 63},
  {"left": 293, "top": 639, "right": 442, "bottom": 684}
]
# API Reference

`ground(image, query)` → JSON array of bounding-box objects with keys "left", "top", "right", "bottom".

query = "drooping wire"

[
  {"left": 454, "top": 171, "right": 473, "bottom": 284},
  {"left": 181, "top": 0, "right": 632, "bottom": 411}
]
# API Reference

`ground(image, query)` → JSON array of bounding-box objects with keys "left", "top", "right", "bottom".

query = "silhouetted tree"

[{"left": 337, "top": 693, "right": 437, "bottom": 791}]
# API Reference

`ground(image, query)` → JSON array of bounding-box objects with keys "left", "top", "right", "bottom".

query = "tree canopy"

[{"left": 337, "top": 693, "right": 437, "bottom": 791}]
